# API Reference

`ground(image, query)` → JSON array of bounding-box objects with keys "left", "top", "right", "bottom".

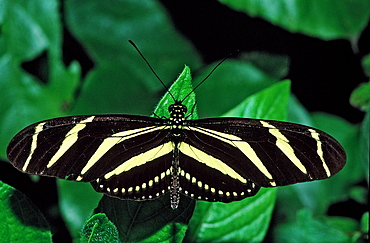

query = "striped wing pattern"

[
  {"left": 8, "top": 115, "right": 174, "bottom": 200},
  {"left": 7, "top": 114, "right": 346, "bottom": 206},
  {"left": 185, "top": 118, "right": 346, "bottom": 188}
]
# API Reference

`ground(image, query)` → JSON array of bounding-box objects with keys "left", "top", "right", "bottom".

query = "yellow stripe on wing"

[
  {"left": 23, "top": 122, "right": 46, "bottom": 171},
  {"left": 47, "top": 116, "right": 95, "bottom": 169},
  {"left": 77, "top": 126, "right": 167, "bottom": 180},
  {"left": 260, "top": 121, "right": 308, "bottom": 176},
  {"left": 103, "top": 141, "right": 173, "bottom": 180},
  {"left": 178, "top": 142, "right": 247, "bottom": 184},
  {"left": 186, "top": 126, "right": 274, "bottom": 184},
  {"left": 308, "top": 128, "right": 331, "bottom": 177}
]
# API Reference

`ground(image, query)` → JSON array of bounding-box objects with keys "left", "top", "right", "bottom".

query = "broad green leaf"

[
  {"left": 92, "top": 67, "right": 196, "bottom": 242},
  {"left": 65, "top": 0, "right": 201, "bottom": 116},
  {"left": 224, "top": 80, "right": 290, "bottom": 119},
  {"left": 80, "top": 213, "right": 119, "bottom": 243},
  {"left": 141, "top": 223, "right": 188, "bottom": 243},
  {"left": 348, "top": 186, "right": 368, "bottom": 205},
  {"left": 0, "top": 0, "right": 61, "bottom": 60},
  {"left": 0, "top": 181, "right": 52, "bottom": 242},
  {"left": 186, "top": 81, "right": 290, "bottom": 242},
  {"left": 187, "top": 188, "right": 276, "bottom": 243},
  {"left": 218, "top": 0, "right": 370, "bottom": 40},
  {"left": 274, "top": 209, "right": 359, "bottom": 243}
]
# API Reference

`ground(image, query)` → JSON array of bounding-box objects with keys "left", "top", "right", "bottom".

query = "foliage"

[
  {"left": 0, "top": 0, "right": 368, "bottom": 242},
  {"left": 0, "top": 181, "right": 52, "bottom": 242}
]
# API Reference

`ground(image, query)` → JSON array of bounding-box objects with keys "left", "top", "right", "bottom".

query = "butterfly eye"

[{"left": 168, "top": 104, "right": 175, "bottom": 113}]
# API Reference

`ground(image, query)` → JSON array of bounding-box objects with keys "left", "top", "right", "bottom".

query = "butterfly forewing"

[
  {"left": 7, "top": 115, "right": 177, "bottom": 200},
  {"left": 184, "top": 118, "right": 346, "bottom": 188}
]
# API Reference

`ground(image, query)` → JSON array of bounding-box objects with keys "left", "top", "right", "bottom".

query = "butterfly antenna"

[
  {"left": 181, "top": 53, "right": 233, "bottom": 102},
  {"left": 129, "top": 40, "right": 175, "bottom": 101}
]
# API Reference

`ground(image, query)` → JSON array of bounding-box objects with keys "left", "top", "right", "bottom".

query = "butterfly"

[{"left": 7, "top": 42, "right": 346, "bottom": 210}]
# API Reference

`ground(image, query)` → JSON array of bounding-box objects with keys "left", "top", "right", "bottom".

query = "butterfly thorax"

[
  {"left": 168, "top": 102, "right": 187, "bottom": 125},
  {"left": 168, "top": 102, "right": 187, "bottom": 139}
]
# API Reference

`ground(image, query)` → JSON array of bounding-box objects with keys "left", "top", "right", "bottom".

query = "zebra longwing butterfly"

[{"left": 7, "top": 46, "right": 346, "bottom": 210}]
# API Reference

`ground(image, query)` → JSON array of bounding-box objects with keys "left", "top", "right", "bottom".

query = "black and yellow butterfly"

[{"left": 7, "top": 44, "right": 346, "bottom": 210}]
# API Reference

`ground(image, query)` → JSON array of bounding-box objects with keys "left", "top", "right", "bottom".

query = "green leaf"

[
  {"left": 348, "top": 186, "right": 368, "bottom": 205},
  {"left": 224, "top": 80, "right": 291, "bottom": 119},
  {"left": 0, "top": 181, "right": 52, "bottom": 242},
  {"left": 94, "top": 195, "right": 195, "bottom": 242},
  {"left": 65, "top": 0, "right": 201, "bottom": 116},
  {"left": 1, "top": 0, "right": 61, "bottom": 60},
  {"left": 350, "top": 81, "right": 370, "bottom": 112},
  {"left": 186, "top": 81, "right": 290, "bottom": 243},
  {"left": 91, "top": 68, "right": 196, "bottom": 242},
  {"left": 218, "top": 0, "right": 370, "bottom": 40},
  {"left": 274, "top": 209, "right": 359, "bottom": 243},
  {"left": 360, "top": 212, "right": 369, "bottom": 235},
  {"left": 80, "top": 213, "right": 119, "bottom": 243},
  {"left": 154, "top": 66, "right": 197, "bottom": 120},
  {"left": 186, "top": 188, "right": 277, "bottom": 243},
  {"left": 140, "top": 223, "right": 188, "bottom": 243}
]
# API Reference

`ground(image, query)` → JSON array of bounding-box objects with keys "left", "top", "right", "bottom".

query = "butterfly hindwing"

[
  {"left": 92, "top": 151, "right": 174, "bottom": 201},
  {"left": 177, "top": 150, "right": 260, "bottom": 202}
]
